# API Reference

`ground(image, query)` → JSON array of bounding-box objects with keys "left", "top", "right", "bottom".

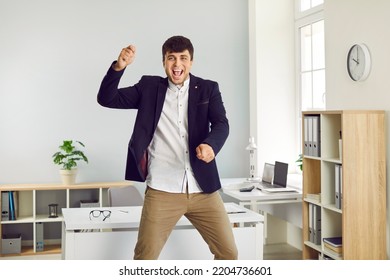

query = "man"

[{"left": 97, "top": 35, "right": 237, "bottom": 260}]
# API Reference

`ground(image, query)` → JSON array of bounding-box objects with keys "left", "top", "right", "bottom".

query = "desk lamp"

[{"left": 246, "top": 136, "right": 260, "bottom": 181}]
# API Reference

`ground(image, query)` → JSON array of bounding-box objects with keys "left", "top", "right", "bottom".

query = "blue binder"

[{"left": 8, "top": 191, "right": 16, "bottom": 220}]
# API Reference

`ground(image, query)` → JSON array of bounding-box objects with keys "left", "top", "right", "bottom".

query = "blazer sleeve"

[
  {"left": 202, "top": 82, "right": 229, "bottom": 156},
  {"left": 97, "top": 62, "right": 142, "bottom": 109}
]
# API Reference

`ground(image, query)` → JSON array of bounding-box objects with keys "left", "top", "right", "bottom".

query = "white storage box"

[
  {"left": 1, "top": 234, "right": 21, "bottom": 254},
  {"left": 80, "top": 200, "right": 99, "bottom": 208}
]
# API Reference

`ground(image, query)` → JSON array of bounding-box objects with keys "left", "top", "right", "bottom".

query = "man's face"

[{"left": 163, "top": 50, "right": 193, "bottom": 86}]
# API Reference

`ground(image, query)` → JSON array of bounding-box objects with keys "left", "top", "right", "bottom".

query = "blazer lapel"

[
  {"left": 154, "top": 78, "right": 168, "bottom": 129},
  {"left": 188, "top": 74, "right": 200, "bottom": 135}
]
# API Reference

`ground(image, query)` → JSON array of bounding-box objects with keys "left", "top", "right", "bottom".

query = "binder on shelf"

[
  {"left": 303, "top": 115, "right": 321, "bottom": 157},
  {"left": 36, "top": 222, "right": 44, "bottom": 252},
  {"left": 335, "top": 164, "right": 342, "bottom": 209},
  {"left": 8, "top": 191, "right": 16, "bottom": 220},
  {"left": 304, "top": 117, "right": 309, "bottom": 155},
  {"left": 1, "top": 192, "right": 10, "bottom": 221},
  {"left": 309, "top": 203, "right": 314, "bottom": 243},
  {"left": 312, "top": 115, "right": 321, "bottom": 157},
  {"left": 340, "top": 165, "right": 343, "bottom": 209},
  {"left": 308, "top": 116, "right": 313, "bottom": 156},
  {"left": 313, "top": 204, "right": 321, "bottom": 245}
]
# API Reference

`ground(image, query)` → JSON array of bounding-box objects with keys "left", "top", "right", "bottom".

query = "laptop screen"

[
  {"left": 262, "top": 163, "right": 274, "bottom": 184},
  {"left": 273, "top": 161, "right": 288, "bottom": 187}
]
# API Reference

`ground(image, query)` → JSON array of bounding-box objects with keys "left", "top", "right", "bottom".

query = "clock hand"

[
  {"left": 353, "top": 58, "right": 359, "bottom": 64},
  {"left": 356, "top": 46, "right": 359, "bottom": 60}
]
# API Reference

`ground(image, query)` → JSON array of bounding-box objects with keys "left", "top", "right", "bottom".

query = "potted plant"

[
  {"left": 52, "top": 140, "right": 88, "bottom": 185},
  {"left": 296, "top": 154, "right": 303, "bottom": 171}
]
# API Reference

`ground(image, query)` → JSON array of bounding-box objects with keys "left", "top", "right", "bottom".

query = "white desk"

[
  {"left": 221, "top": 177, "right": 303, "bottom": 246},
  {"left": 61, "top": 203, "right": 264, "bottom": 260},
  {"left": 221, "top": 178, "right": 302, "bottom": 213}
]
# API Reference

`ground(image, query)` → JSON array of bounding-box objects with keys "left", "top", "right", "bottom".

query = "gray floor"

[
  {"left": 1, "top": 243, "right": 301, "bottom": 260},
  {"left": 263, "top": 243, "right": 302, "bottom": 260}
]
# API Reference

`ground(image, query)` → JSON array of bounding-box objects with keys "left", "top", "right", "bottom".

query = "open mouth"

[{"left": 172, "top": 69, "right": 183, "bottom": 78}]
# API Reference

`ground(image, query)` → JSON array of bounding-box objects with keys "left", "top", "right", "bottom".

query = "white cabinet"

[{"left": 0, "top": 181, "right": 131, "bottom": 256}]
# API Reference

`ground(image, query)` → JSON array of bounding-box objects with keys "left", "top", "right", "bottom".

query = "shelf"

[
  {"left": 302, "top": 110, "right": 386, "bottom": 260},
  {"left": 323, "top": 249, "right": 343, "bottom": 260},
  {"left": 303, "top": 198, "right": 321, "bottom": 206},
  {"left": 35, "top": 214, "right": 64, "bottom": 223},
  {"left": 303, "top": 157, "right": 341, "bottom": 165},
  {"left": 321, "top": 157, "right": 342, "bottom": 164},
  {"left": 0, "top": 216, "right": 35, "bottom": 224},
  {"left": 322, "top": 204, "right": 342, "bottom": 214},
  {"left": 304, "top": 240, "right": 321, "bottom": 252},
  {"left": 0, "top": 181, "right": 132, "bottom": 257},
  {"left": 0, "top": 244, "right": 61, "bottom": 257}
]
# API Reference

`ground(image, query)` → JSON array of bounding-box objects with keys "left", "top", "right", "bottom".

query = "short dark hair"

[{"left": 162, "top": 35, "right": 194, "bottom": 61}]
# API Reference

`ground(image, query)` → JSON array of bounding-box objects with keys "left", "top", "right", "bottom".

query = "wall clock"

[{"left": 347, "top": 43, "right": 371, "bottom": 81}]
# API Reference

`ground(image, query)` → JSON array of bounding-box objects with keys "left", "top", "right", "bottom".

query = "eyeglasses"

[{"left": 89, "top": 210, "right": 111, "bottom": 221}]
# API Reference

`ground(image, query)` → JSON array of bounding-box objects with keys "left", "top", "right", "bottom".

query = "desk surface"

[
  {"left": 62, "top": 203, "right": 264, "bottom": 231},
  {"left": 221, "top": 178, "right": 302, "bottom": 203}
]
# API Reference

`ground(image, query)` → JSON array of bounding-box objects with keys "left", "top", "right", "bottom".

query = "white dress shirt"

[{"left": 146, "top": 78, "right": 202, "bottom": 193}]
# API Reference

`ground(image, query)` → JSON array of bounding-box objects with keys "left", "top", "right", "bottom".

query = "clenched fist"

[
  {"left": 113, "top": 45, "right": 136, "bottom": 71},
  {"left": 196, "top": 144, "right": 215, "bottom": 163}
]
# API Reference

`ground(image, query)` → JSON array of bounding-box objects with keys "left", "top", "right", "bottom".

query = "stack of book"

[
  {"left": 323, "top": 237, "right": 342, "bottom": 257},
  {"left": 305, "top": 193, "right": 321, "bottom": 203}
]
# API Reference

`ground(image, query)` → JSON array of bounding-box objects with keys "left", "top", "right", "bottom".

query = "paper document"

[
  {"left": 259, "top": 187, "right": 298, "bottom": 193},
  {"left": 224, "top": 203, "right": 246, "bottom": 214}
]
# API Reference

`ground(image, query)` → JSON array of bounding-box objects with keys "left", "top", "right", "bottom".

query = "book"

[
  {"left": 324, "top": 242, "right": 342, "bottom": 253},
  {"left": 323, "top": 236, "right": 342, "bottom": 247}
]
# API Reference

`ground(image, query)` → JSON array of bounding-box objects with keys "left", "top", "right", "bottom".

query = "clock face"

[{"left": 347, "top": 44, "right": 371, "bottom": 81}]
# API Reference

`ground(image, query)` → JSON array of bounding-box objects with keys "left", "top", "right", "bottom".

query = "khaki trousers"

[{"left": 133, "top": 187, "right": 238, "bottom": 260}]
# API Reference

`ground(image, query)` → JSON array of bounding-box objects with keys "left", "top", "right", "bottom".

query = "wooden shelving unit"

[
  {"left": 302, "top": 110, "right": 386, "bottom": 260},
  {"left": 0, "top": 181, "right": 131, "bottom": 257}
]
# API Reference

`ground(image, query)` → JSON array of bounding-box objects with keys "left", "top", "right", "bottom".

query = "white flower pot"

[{"left": 59, "top": 169, "right": 78, "bottom": 185}]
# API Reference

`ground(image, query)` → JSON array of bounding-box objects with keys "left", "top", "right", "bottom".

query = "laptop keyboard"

[{"left": 258, "top": 181, "right": 274, "bottom": 189}]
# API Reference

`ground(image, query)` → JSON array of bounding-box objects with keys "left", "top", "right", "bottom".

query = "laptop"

[
  {"left": 258, "top": 162, "right": 275, "bottom": 187},
  {"left": 258, "top": 161, "right": 298, "bottom": 192}
]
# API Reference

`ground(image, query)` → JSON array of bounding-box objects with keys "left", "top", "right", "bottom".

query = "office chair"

[{"left": 107, "top": 185, "right": 144, "bottom": 207}]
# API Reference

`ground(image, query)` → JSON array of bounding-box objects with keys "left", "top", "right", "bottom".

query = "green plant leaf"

[{"left": 52, "top": 140, "right": 88, "bottom": 170}]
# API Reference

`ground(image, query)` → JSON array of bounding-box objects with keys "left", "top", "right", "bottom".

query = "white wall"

[
  {"left": 0, "top": 0, "right": 249, "bottom": 184},
  {"left": 324, "top": 0, "right": 390, "bottom": 258},
  {"left": 249, "top": 0, "right": 297, "bottom": 178}
]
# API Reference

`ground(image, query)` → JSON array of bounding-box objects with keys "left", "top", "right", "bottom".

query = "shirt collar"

[{"left": 168, "top": 77, "right": 190, "bottom": 92}]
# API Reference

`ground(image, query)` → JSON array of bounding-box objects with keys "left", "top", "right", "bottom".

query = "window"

[
  {"left": 300, "top": 19, "right": 325, "bottom": 110},
  {"left": 300, "top": 0, "right": 323, "bottom": 12},
  {"left": 295, "top": 0, "right": 325, "bottom": 161}
]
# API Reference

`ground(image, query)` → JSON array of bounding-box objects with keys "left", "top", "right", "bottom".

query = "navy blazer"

[{"left": 97, "top": 64, "right": 229, "bottom": 193}]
